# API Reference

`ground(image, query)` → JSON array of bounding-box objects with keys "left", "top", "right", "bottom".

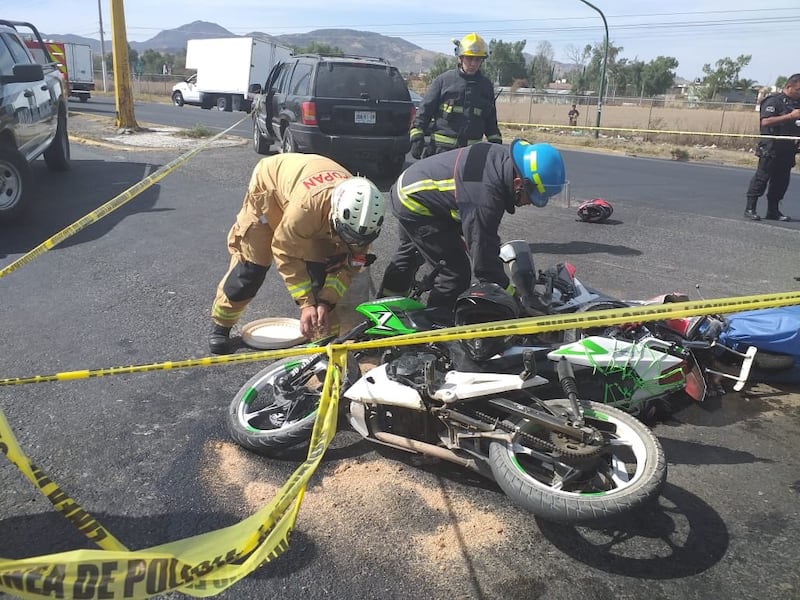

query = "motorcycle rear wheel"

[
  {"left": 488, "top": 398, "right": 666, "bottom": 523},
  {"left": 227, "top": 354, "right": 358, "bottom": 454}
]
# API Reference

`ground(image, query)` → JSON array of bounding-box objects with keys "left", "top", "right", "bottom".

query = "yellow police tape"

[
  {"left": 499, "top": 120, "right": 800, "bottom": 143},
  {"left": 0, "top": 347, "right": 345, "bottom": 600},
  {"left": 2, "top": 291, "right": 800, "bottom": 599},
  {"left": 0, "top": 114, "right": 251, "bottom": 281}
]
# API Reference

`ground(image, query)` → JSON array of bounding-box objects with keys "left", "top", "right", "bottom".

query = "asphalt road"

[{"left": 1, "top": 106, "right": 799, "bottom": 599}]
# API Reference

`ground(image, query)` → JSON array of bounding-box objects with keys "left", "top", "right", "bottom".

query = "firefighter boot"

[
  {"left": 743, "top": 197, "right": 760, "bottom": 221},
  {"left": 765, "top": 199, "right": 791, "bottom": 221},
  {"left": 209, "top": 324, "right": 236, "bottom": 355}
]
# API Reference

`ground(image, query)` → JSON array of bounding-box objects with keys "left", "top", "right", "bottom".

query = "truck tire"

[
  {"left": 0, "top": 145, "right": 34, "bottom": 224},
  {"left": 43, "top": 110, "right": 71, "bottom": 172},
  {"left": 253, "top": 119, "right": 271, "bottom": 154},
  {"left": 200, "top": 94, "right": 213, "bottom": 110},
  {"left": 216, "top": 96, "right": 231, "bottom": 112},
  {"left": 172, "top": 91, "right": 185, "bottom": 107}
]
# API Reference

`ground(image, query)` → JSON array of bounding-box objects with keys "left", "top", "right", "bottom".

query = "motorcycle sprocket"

[{"left": 549, "top": 431, "right": 606, "bottom": 464}]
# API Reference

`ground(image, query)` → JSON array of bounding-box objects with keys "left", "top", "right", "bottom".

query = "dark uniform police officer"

[
  {"left": 378, "top": 139, "right": 566, "bottom": 309},
  {"left": 409, "top": 33, "right": 502, "bottom": 159},
  {"left": 744, "top": 73, "right": 800, "bottom": 221}
]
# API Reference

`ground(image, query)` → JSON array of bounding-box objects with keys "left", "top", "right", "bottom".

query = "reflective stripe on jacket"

[
  {"left": 389, "top": 143, "right": 516, "bottom": 289},
  {"left": 410, "top": 69, "right": 502, "bottom": 147},
  {"left": 241, "top": 154, "right": 361, "bottom": 309}
]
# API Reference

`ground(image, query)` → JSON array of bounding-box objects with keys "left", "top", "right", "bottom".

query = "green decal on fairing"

[
  {"left": 356, "top": 297, "right": 426, "bottom": 336},
  {"left": 551, "top": 338, "right": 610, "bottom": 356}
]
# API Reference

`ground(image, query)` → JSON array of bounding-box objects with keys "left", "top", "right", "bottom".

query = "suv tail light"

[{"left": 301, "top": 101, "right": 317, "bottom": 125}]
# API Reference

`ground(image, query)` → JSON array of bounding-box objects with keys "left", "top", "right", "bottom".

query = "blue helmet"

[{"left": 510, "top": 139, "right": 566, "bottom": 207}]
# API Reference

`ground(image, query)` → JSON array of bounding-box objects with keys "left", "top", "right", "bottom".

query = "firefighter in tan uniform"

[{"left": 209, "top": 154, "right": 385, "bottom": 354}]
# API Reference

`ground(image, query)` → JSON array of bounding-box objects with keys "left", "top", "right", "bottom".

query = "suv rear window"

[{"left": 315, "top": 62, "right": 409, "bottom": 100}]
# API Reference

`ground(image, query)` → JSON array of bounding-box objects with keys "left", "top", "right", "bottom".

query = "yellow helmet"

[{"left": 456, "top": 33, "right": 489, "bottom": 58}]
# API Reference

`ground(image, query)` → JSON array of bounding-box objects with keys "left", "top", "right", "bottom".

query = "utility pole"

[
  {"left": 109, "top": 0, "right": 138, "bottom": 130},
  {"left": 97, "top": 0, "right": 108, "bottom": 92},
  {"left": 576, "top": 0, "right": 608, "bottom": 139}
]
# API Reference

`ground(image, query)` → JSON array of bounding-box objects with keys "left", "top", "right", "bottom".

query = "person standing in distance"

[
  {"left": 208, "top": 154, "right": 385, "bottom": 354},
  {"left": 378, "top": 139, "right": 566, "bottom": 310},
  {"left": 743, "top": 74, "right": 800, "bottom": 221},
  {"left": 568, "top": 104, "right": 580, "bottom": 127},
  {"left": 409, "top": 33, "right": 502, "bottom": 159}
]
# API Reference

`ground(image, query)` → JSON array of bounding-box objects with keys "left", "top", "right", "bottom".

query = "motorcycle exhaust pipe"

[{"left": 373, "top": 431, "right": 483, "bottom": 474}]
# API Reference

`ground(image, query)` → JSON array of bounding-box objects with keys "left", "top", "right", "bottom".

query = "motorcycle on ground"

[{"left": 227, "top": 267, "right": 669, "bottom": 523}]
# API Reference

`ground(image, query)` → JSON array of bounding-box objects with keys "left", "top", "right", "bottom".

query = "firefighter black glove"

[{"left": 411, "top": 138, "right": 425, "bottom": 160}]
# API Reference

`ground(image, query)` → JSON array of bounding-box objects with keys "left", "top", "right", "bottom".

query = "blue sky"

[{"left": 7, "top": 1, "right": 798, "bottom": 86}]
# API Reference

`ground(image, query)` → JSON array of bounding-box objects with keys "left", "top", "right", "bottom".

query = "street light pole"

[
  {"left": 576, "top": 0, "right": 608, "bottom": 139},
  {"left": 97, "top": 0, "right": 108, "bottom": 92}
]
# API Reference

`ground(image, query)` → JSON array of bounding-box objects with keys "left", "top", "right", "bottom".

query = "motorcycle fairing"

[
  {"left": 547, "top": 336, "right": 688, "bottom": 410},
  {"left": 355, "top": 297, "right": 427, "bottom": 336}
]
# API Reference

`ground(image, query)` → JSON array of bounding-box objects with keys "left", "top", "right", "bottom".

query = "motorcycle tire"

[
  {"left": 488, "top": 398, "right": 667, "bottom": 523},
  {"left": 561, "top": 300, "right": 633, "bottom": 343},
  {"left": 227, "top": 354, "right": 359, "bottom": 455}
]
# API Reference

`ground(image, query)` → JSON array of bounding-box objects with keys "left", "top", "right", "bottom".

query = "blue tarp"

[
  {"left": 721, "top": 305, "right": 800, "bottom": 356},
  {"left": 721, "top": 305, "right": 800, "bottom": 384}
]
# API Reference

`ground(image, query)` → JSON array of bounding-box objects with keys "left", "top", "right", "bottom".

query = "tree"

[
  {"left": 140, "top": 49, "right": 165, "bottom": 75},
  {"left": 528, "top": 40, "right": 555, "bottom": 89},
  {"left": 294, "top": 42, "right": 343, "bottom": 56},
  {"left": 483, "top": 39, "right": 527, "bottom": 86},
  {"left": 424, "top": 55, "right": 457, "bottom": 84},
  {"left": 578, "top": 40, "right": 624, "bottom": 95},
  {"left": 640, "top": 56, "right": 678, "bottom": 96},
  {"left": 699, "top": 54, "right": 752, "bottom": 99}
]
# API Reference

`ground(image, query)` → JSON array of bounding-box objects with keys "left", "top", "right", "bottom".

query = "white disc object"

[{"left": 241, "top": 317, "right": 307, "bottom": 350}]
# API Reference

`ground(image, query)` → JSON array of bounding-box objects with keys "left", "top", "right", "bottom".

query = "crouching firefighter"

[
  {"left": 208, "top": 154, "right": 384, "bottom": 354},
  {"left": 378, "top": 139, "right": 566, "bottom": 310}
]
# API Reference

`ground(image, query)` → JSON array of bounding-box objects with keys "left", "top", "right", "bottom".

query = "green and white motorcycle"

[{"left": 227, "top": 286, "right": 672, "bottom": 524}]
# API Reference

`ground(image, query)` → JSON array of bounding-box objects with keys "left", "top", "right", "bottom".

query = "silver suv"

[{"left": 0, "top": 20, "right": 70, "bottom": 224}]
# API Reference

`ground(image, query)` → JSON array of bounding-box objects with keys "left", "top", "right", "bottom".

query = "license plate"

[{"left": 354, "top": 110, "right": 376, "bottom": 124}]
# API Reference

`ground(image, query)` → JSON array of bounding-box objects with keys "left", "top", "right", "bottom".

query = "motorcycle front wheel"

[
  {"left": 488, "top": 398, "right": 666, "bottom": 523},
  {"left": 227, "top": 354, "right": 359, "bottom": 455}
]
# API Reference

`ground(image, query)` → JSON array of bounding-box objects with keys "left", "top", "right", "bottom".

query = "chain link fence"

[{"left": 495, "top": 91, "right": 760, "bottom": 149}]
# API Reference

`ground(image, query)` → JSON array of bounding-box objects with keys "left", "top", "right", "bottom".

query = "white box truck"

[
  {"left": 22, "top": 39, "right": 94, "bottom": 102},
  {"left": 63, "top": 42, "right": 94, "bottom": 102},
  {"left": 176, "top": 37, "right": 292, "bottom": 112}
]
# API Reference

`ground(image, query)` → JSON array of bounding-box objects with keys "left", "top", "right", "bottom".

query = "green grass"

[{"left": 183, "top": 124, "right": 214, "bottom": 139}]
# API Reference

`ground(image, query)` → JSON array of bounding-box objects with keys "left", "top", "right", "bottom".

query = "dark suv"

[
  {"left": 250, "top": 54, "right": 414, "bottom": 178},
  {"left": 0, "top": 20, "right": 70, "bottom": 223}
]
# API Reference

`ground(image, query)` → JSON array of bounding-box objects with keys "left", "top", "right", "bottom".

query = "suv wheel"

[
  {"left": 280, "top": 128, "right": 296, "bottom": 154},
  {"left": 43, "top": 111, "right": 71, "bottom": 172},
  {"left": 253, "top": 119, "right": 271, "bottom": 155},
  {"left": 0, "top": 145, "right": 34, "bottom": 224}
]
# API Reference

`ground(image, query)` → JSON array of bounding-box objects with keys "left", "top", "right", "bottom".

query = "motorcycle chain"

[{"left": 473, "top": 409, "right": 605, "bottom": 461}]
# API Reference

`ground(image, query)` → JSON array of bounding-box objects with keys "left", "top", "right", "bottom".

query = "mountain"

[{"left": 44, "top": 21, "right": 448, "bottom": 74}]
